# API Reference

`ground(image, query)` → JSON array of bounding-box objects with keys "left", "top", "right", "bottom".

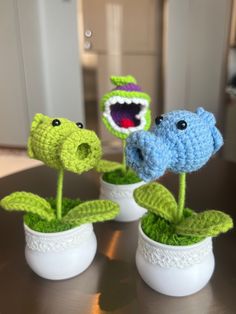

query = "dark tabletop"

[{"left": 0, "top": 157, "right": 235, "bottom": 314}]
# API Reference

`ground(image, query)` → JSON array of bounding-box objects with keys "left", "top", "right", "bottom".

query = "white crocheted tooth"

[
  {"left": 118, "top": 97, "right": 125, "bottom": 104},
  {"left": 103, "top": 112, "right": 130, "bottom": 134},
  {"left": 110, "top": 97, "right": 118, "bottom": 104},
  {"left": 103, "top": 96, "right": 149, "bottom": 135},
  {"left": 126, "top": 98, "right": 132, "bottom": 104},
  {"left": 104, "top": 100, "right": 111, "bottom": 112},
  {"left": 104, "top": 106, "right": 111, "bottom": 115}
]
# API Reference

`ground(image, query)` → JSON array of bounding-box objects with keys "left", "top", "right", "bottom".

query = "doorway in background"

[{"left": 79, "top": 0, "right": 164, "bottom": 152}]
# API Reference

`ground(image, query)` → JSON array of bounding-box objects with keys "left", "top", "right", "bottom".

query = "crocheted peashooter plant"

[
  {"left": 96, "top": 75, "right": 151, "bottom": 184},
  {"left": 126, "top": 107, "right": 233, "bottom": 245},
  {"left": 0, "top": 114, "right": 119, "bottom": 232}
]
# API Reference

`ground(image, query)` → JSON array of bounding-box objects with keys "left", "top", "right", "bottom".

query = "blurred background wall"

[
  {"left": 0, "top": 0, "right": 84, "bottom": 146},
  {"left": 0, "top": 0, "right": 235, "bottom": 160}
]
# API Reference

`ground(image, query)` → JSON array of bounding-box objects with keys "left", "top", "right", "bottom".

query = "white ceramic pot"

[
  {"left": 136, "top": 223, "right": 215, "bottom": 297},
  {"left": 100, "top": 178, "right": 146, "bottom": 222},
  {"left": 24, "top": 223, "right": 97, "bottom": 280}
]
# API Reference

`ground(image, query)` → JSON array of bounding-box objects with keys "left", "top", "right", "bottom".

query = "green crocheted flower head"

[
  {"left": 28, "top": 113, "right": 102, "bottom": 174},
  {"left": 100, "top": 75, "right": 151, "bottom": 139}
]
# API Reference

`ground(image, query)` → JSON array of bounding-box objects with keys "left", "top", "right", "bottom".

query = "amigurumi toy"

[
  {"left": 100, "top": 75, "right": 151, "bottom": 140},
  {"left": 126, "top": 107, "right": 223, "bottom": 182},
  {"left": 28, "top": 113, "right": 102, "bottom": 174}
]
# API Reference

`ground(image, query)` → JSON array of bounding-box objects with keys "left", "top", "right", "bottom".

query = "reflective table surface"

[{"left": 0, "top": 157, "right": 235, "bottom": 314}]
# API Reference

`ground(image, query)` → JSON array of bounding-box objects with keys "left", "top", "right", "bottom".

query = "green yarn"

[
  {"left": 56, "top": 169, "right": 64, "bottom": 220},
  {"left": 110, "top": 75, "right": 137, "bottom": 86},
  {"left": 100, "top": 90, "right": 151, "bottom": 113},
  {"left": 103, "top": 169, "right": 141, "bottom": 185},
  {"left": 100, "top": 75, "right": 151, "bottom": 140},
  {"left": 177, "top": 173, "right": 186, "bottom": 221},
  {"left": 28, "top": 114, "right": 102, "bottom": 174},
  {"left": 0, "top": 114, "right": 120, "bottom": 233},
  {"left": 1, "top": 190, "right": 120, "bottom": 232},
  {"left": 134, "top": 180, "right": 234, "bottom": 243},
  {"left": 62, "top": 200, "right": 119, "bottom": 225},
  {"left": 24, "top": 198, "right": 81, "bottom": 232},
  {"left": 95, "top": 159, "right": 123, "bottom": 173},
  {"left": 176, "top": 210, "right": 233, "bottom": 237},
  {"left": 122, "top": 139, "right": 127, "bottom": 172},
  {"left": 134, "top": 182, "right": 178, "bottom": 223},
  {"left": 23, "top": 197, "right": 119, "bottom": 233},
  {"left": 141, "top": 212, "right": 204, "bottom": 246},
  {"left": 101, "top": 106, "right": 151, "bottom": 140},
  {"left": 24, "top": 198, "right": 119, "bottom": 233},
  {"left": 0, "top": 192, "right": 55, "bottom": 221}
]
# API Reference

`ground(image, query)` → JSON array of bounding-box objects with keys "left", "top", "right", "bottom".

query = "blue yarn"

[{"left": 126, "top": 107, "right": 223, "bottom": 182}]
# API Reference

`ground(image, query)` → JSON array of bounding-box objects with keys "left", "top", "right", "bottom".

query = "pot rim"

[
  {"left": 138, "top": 222, "right": 211, "bottom": 251},
  {"left": 100, "top": 175, "right": 144, "bottom": 188},
  {"left": 23, "top": 222, "right": 92, "bottom": 238}
]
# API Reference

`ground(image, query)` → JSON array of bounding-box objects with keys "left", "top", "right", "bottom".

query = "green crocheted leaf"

[
  {"left": 95, "top": 159, "right": 123, "bottom": 173},
  {"left": 176, "top": 210, "right": 233, "bottom": 237},
  {"left": 134, "top": 182, "right": 177, "bottom": 222},
  {"left": 0, "top": 192, "right": 55, "bottom": 221},
  {"left": 62, "top": 200, "right": 119, "bottom": 225}
]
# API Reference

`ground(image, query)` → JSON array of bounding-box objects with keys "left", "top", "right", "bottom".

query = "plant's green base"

[
  {"left": 141, "top": 212, "right": 205, "bottom": 246},
  {"left": 24, "top": 198, "right": 81, "bottom": 233},
  {"left": 102, "top": 169, "right": 141, "bottom": 185}
]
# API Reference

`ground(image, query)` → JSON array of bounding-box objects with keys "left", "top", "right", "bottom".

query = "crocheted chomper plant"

[
  {"left": 96, "top": 75, "right": 151, "bottom": 184},
  {"left": 0, "top": 114, "right": 119, "bottom": 232},
  {"left": 126, "top": 107, "right": 233, "bottom": 245}
]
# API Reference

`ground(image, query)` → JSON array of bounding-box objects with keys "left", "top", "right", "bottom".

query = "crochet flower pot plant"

[
  {"left": 0, "top": 114, "right": 119, "bottom": 280},
  {"left": 96, "top": 75, "right": 151, "bottom": 222},
  {"left": 126, "top": 107, "right": 233, "bottom": 296}
]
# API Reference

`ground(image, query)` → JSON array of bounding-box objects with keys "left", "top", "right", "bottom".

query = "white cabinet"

[
  {"left": 0, "top": 0, "right": 84, "bottom": 147},
  {"left": 0, "top": 0, "right": 29, "bottom": 146}
]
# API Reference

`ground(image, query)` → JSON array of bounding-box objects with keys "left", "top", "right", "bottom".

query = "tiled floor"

[{"left": 0, "top": 148, "right": 42, "bottom": 178}]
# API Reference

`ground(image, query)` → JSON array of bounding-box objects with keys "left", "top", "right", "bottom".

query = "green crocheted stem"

[
  {"left": 177, "top": 173, "right": 186, "bottom": 222},
  {"left": 56, "top": 169, "right": 64, "bottom": 220},
  {"left": 122, "top": 139, "right": 127, "bottom": 173}
]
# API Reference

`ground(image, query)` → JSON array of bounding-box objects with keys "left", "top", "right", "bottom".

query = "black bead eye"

[
  {"left": 155, "top": 116, "right": 163, "bottom": 125},
  {"left": 76, "top": 122, "right": 83, "bottom": 129},
  {"left": 52, "top": 119, "right": 61, "bottom": 127},
  {"left": 176, "top": 120, "right": 187, "bottom": 130}
]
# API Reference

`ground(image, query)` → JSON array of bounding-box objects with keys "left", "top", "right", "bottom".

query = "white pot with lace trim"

[
  {"left": 100, "top": 178, "right": 146, "bottom": 222},
  {"left": 136, "top": 223, "right": 215, "bottom": 297},
  {"left": 24, "top": 223, "right": 97, "bottom": 280}
]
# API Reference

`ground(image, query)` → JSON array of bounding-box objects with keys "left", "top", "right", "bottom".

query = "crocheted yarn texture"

[
  {"left": 100, "top": 75, "right": 151, "bottom": 139},
  {"left": 28, "top": 113, "right": 102, "bottom": 174},
  {"left": 0, "top": 114, "right": 120, "bottom": 232},
  {"left": 126, "top": 107, "right": 223, "bottom": 182},
  {"left": 127, "top": 107, "right": 233, "bottom": 245}
]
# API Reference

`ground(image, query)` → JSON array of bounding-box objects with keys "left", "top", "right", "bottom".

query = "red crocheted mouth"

[{"left": 110, "top": 103, "right": 141, "bottom": 129}]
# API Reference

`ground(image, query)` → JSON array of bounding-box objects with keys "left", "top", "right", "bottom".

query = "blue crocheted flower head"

[{"left": 126, "top": 107, "right": 223, "bottom": 182}]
